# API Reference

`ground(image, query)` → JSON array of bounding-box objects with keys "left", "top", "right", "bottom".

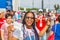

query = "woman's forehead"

[{"left": 26, "top": 13, "right": 34, "bottom": 16}]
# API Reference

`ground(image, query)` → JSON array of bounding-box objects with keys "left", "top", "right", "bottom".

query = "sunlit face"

[
  {"left": 39, "top": 13, "right": 42, "bottom": 16},
  {"left": 25, "top": 13, "right": 34, "bottom": 27},
  {"left": 0, "top": 13, "right": 4, "bottom": 18},
  {"left": 6, "top": 16, "right": 13, "bottom": 24}
]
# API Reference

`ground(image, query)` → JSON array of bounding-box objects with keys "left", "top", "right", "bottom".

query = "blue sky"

[{"left": 20, "top": 0, "right": 60, "bottom": 9}]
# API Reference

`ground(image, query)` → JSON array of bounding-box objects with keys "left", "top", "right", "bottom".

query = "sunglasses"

[{"left": 25, "top": 16, "right": 34, "bottom": 19}]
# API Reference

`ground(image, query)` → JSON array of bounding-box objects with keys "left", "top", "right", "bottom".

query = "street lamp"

[
  {"left": 32, "top": 0, "right": 34, "bottom": 8},
  {"left": 42, "top": 0, "right": 44, "bottom": 9}
]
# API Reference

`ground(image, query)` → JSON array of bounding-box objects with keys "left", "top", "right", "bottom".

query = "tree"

[{"left": 54, "top": 4, "right": 59, "bottom": 11}]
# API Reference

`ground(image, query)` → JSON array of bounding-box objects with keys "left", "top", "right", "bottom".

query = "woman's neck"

[{"left": 26, "top": 25, "right": 32, "bottom": 29}]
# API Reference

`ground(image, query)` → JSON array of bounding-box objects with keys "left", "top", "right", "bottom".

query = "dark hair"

[
  {"left": 5, "top": 14, "right": 13, "bottom": 19},
  {"left": 22, "top": 11, "right": 39, "bottom": 40},
  {"left": 6, "top": 10, "right": 10, "bottom": 12},
  {"left": 58, "top": 15, "right": 60, "bottom": 23},
  {"left": 22, "top": 11, "right": 34, "bottom": 24}
]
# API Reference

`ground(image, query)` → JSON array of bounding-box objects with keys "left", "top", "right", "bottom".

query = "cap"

[{"left": 38, "top": 9, "right": 43, "bottom": 12}]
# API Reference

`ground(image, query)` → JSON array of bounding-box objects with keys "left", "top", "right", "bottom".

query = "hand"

[
  {"left": 35, "top": 18, "right": 39, "bottom": 22},
  {"left": 47, "top": 20, "right": 51, "bottom": 26},
  {"left": 7, "top": 25, "right": 14, "bottom": 33}
]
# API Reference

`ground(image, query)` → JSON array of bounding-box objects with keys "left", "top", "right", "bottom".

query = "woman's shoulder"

[{"left": 13, "top": 21, "right": 23, "bottom": 30}]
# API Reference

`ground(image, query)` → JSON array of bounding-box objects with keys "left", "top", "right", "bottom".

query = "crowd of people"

[{"left": 0, "top": 9, "right": 60, "bottom": 40}]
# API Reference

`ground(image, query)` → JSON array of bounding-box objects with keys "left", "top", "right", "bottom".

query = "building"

[
  {"left": 12, "top": 0, "right": 20, "bottom": 11},
  {"left": 0, "top": 0, "right": 20, "bottom": 11}
]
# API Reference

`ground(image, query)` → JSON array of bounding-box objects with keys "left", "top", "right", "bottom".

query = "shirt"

[
  {"left": 23, "top": 25, "right": 35, "bottom": 40},
  {"left": 0, "top": 18, "right": 6, "bottom": 28},
  {"left": 36, "top": 15, "right": 46, "bottom": 31},
  {"left": 0, "top": 18, "right": 6, "bottom": 36},
  {"left": 52, "top": 23, "right": 60, "bottom": 40},
  {"left": 13, "top": 25, "right": 35, "bottom": 40},
  {"left": 13, "top": 22, "right": 23, "bottom": 40},
  {"left": 1, "top": 23, "right": 13, "bottom": 40}
]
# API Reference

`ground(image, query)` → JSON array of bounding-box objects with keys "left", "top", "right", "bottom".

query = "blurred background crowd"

[{"left": 0, "top": 0, "right": 60, "bottom": 40}]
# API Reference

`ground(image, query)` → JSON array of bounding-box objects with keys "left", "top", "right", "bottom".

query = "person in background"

[
  {"left": 1, "top": 14, "right": 14, "bottom": 40},
  {"left": 49, "top": 15, "right": 60, "bottom": 40},
  {"left": 12, "top": 11, "right": 39, "bottom": 40},
  {"left": 16, "top": 11, "right": 21, "bottom": 23},
  {"left": 10, "top": 10, "right": 14, "bottom": 16},
  {"left": 36, "top": 10, "right": 50, "bottom": 40},
  {"left": 14, "top": 11, "right": 21, "bottom": 22},
  {"left": 6, "top": 10, "right": 10, "bottom": 14},
  {"left": 21, "top": 11, "right": 26, "bottom": 23},
  {"left": 36, "top": 11, "right": 46, "bottom": 40},
  {"left": 0, "top": 11, "right": 6, "bottom": 40},
  {"left": 50, "top": 13, "right": 55, "bottom": 28}
]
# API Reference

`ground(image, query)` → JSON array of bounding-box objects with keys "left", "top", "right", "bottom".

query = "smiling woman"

[
  {"left": 22, "top": 11, "right": 39, "bottom": 40},
  {"left": 12, "top": 11, "right": 39, "bottom": 40}
]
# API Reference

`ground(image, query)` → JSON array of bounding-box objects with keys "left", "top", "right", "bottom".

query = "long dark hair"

[
  {"left": 58, "top": 15, "right": 60, "bottom": 23},
  {"left": 22, "top": 11, "right": 39, "bottom": 40}
]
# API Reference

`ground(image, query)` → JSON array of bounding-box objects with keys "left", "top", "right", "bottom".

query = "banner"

[
  {"left": 0, "top": 0, "right": 12, "bottom": 10},
  {"left": 0, "top": 0, "right": 6, "bottom": 8},
  {"left": 6, "top": 0, "right": 12, "bottom": 10}
]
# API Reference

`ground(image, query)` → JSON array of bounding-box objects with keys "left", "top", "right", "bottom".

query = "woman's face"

[
  {"left": 25, "top": 13, "right": 34, "bottom": 26},
  {"left": 6, "top": 16, "right": 13, "bottom": 24}
]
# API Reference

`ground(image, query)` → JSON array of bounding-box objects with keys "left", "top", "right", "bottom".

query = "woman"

[
  {"left": 1, "top": 14, "right": 14, "bottom": 40},
  {"left": 48, "top": 15, "right": 60, "bottom": 40},
  {"left": 13, "top": 11, "right": 39, "bottom": 40}
]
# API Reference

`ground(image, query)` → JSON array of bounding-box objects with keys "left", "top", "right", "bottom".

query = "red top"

[
  {"left": 36, "top": 15, "right": 46, "bottom": 31},
  {"left": 0, "top": 18, "right": 6, "bottom": 36},
  {"left": 0, "top": 18, "right": 6, "bottom": 29}
]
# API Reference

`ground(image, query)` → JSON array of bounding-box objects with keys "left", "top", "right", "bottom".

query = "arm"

[
  {"left": 35, "top": 18, "right": 39, "bottom": 22},
  {"left": 1, "top": 30, "right": 4, "bottom": 40},
  {"left": 13, "top": 29, "right": 23, "bottom": 40},
  {"left": 10, "top": 36, "right": 18, "bottom": 40},
  {"left": 8, "top": 29, "right": 18, "bottom": 40},
  {"left": 1, "top": 24, "right": 5, "bottom": 40},
  {"left": 38, "top": 19, "right": 50, "bottom": 37},
  {"left": 39, "top": 25, "right": 49, "bottom": 37},
  {"left": 8, "top": 25, "right": 15, "bottom": 40}
]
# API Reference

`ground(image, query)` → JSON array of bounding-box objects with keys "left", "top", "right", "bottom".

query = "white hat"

[{"left": 39, "top": 9, "right": 43, "bottom": 11}]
